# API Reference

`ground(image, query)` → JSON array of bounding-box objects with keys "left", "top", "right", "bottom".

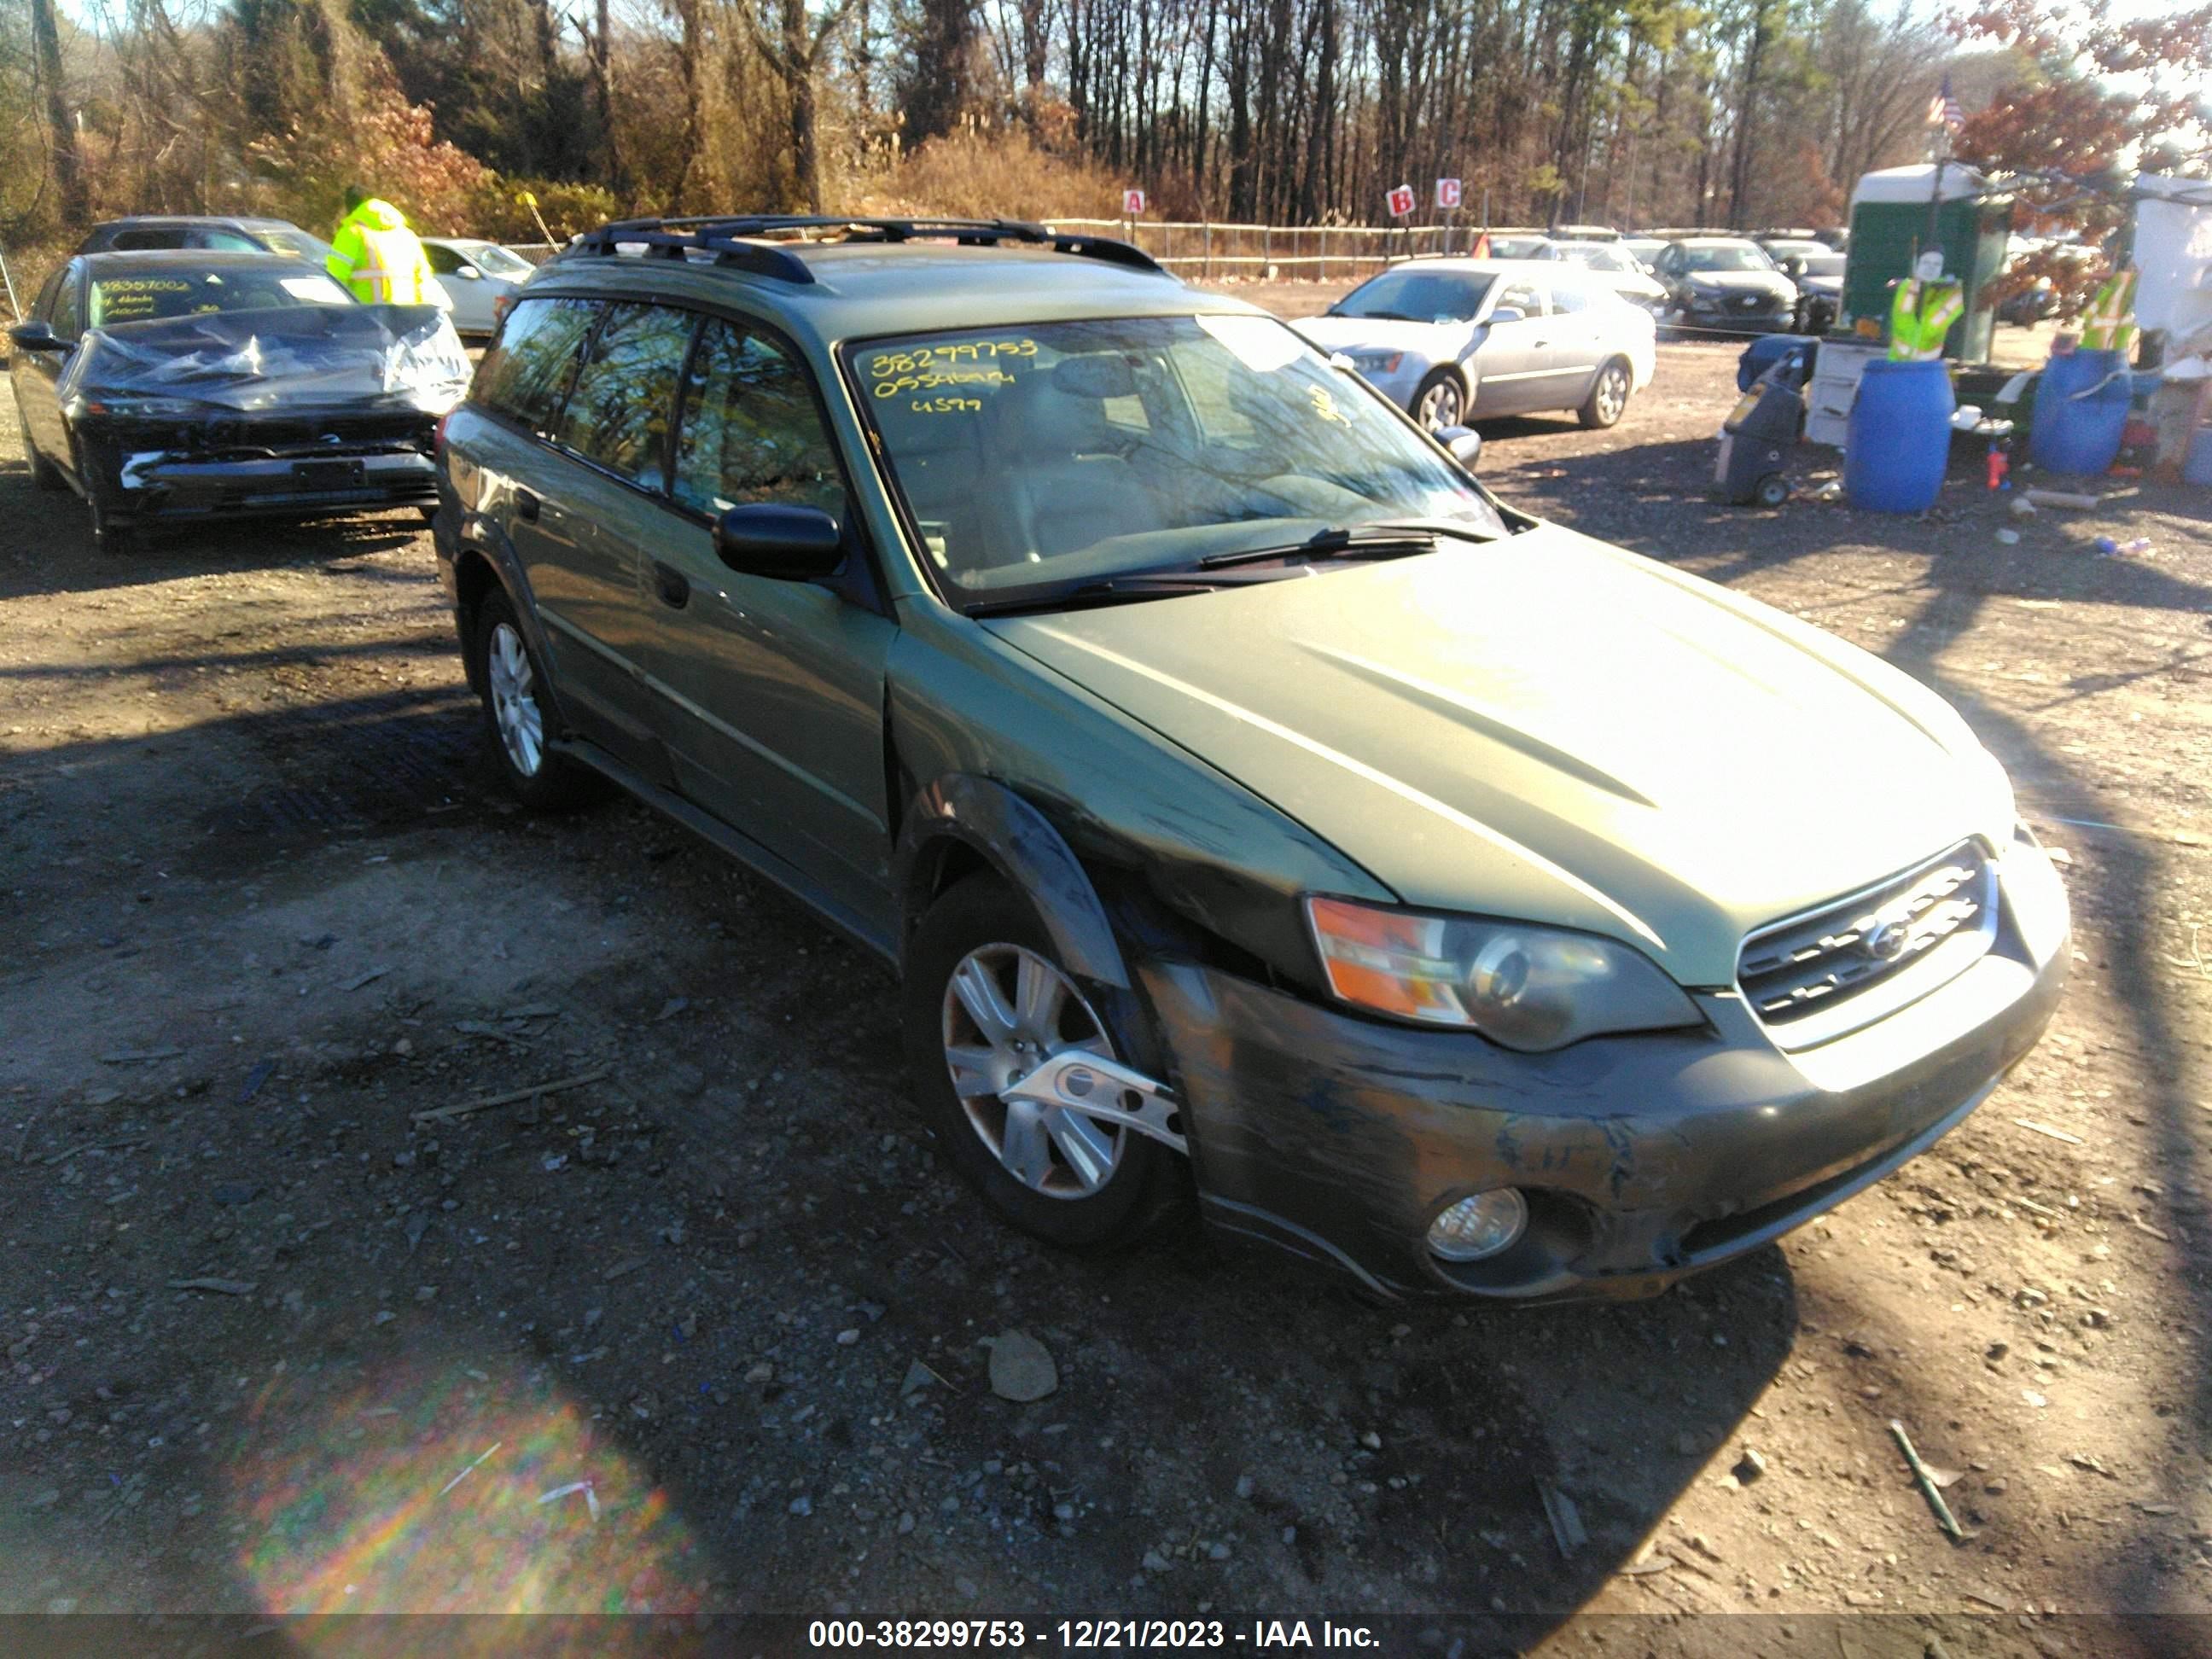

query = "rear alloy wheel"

[
  {"left": 1579, "top": 358, "right": 1633, "bottom": 429},
  {"left": 1412, "top": 368, "right": 1467, "bottom": 431},
  {"left": 470, "top": 590, "right": 601, "bottom": 811},
  {"left": 903, "top": 874, "right": 1177, "bottom": 1249}
]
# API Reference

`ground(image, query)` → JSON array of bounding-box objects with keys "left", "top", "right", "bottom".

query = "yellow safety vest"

[
  {"left": 1889, "top": 278, "right": 1965, "bottom": 361},
  {"left": 326, "top": 201, "right": 436, "bottom": 305},
  {"left": 2080, "top": 269, "right": 2138, "bottom": 353}
]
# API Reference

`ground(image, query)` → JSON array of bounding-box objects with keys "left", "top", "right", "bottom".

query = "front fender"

[{"left": 894, "top": 773, "right": 1129, "bottom": 990}]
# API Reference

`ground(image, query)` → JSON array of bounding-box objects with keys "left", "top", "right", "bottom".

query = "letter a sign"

[
  {"left": 1386, "top": 183, "right": 1417, "bottom": 218},
  {"left": 1122, "top": 189, "right": 1147, "bottom": 216},
  {"left": 1435, "top": 178, "right": 1463, "bottom": 210}
]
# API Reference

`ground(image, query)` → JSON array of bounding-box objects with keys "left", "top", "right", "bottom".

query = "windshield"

[
  {"left": 1486, "top": 236, "right": 1549, "bottom": 259},
  {"left": 1334, "top": 267, "right": 1495, "bottom": 322},
  {"left": 464, "top": 243, "right": 535, "bottom": 278},
  {"left": 1682, "top": 244, "right": 1777, "bottom": 273},
  {"left": 88, "top": 265, "right": 354, "bottom": 328},
  {"left": 851, "top": 314, "right": 1505, "bottom": 610},
  {"left": 255, "top": 228, "right": 341, "bottom": 265},
  {"left": 1553, "top": 243, "right": 1634, "bottom": 273}
]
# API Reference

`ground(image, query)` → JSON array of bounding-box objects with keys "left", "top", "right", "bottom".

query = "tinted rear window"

[
  {"left": 551, "top": 302, "right": 696, "bottom": 486},
  {"left": 474, "top": 297, "right": 601, "bottom": 433}
]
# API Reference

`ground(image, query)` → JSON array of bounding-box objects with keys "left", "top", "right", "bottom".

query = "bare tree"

[
  {"left": 738, "top": 0, "right": 861, "bottom": 212},
  {"left": 30, "top": 0, "right": 87, "bottom": 223}
]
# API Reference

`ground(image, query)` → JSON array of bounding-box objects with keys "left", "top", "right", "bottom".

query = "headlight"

[
  {"left": 1305, "top": 895, "right": 1701, "bottom": 1051},
  {"left": 74, "top": 396, "right": 212, "bottom": 422},
  {"left": 1353, "top": 352, "right": 1406, "bottom": 375}
]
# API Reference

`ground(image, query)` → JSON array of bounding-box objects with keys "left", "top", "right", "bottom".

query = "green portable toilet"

[{"left": 1842, "top": 163, "right": 2011, "bottom": 361}]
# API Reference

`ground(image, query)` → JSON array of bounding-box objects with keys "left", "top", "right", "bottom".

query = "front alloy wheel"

[
  {"left": 902, "top": 873, "right": 1176, "bottom": 1248},
  {"left": 942, "top": 942, "right": 1123, "bottom": 1198},
  {"left": 1413, "top": 370, "right": 1465, "bottom": 431}
]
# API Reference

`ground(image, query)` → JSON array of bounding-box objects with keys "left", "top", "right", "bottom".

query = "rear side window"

[
  {"left": 551, "top": 302, "right": 696, "bottom": 487},
  {"left": 111, "top": 228, "right": 187, "bottom": 251},
  {"left": 474, "top": 297, "right": 600, "bottom": 434},
  {"left": 671, "top": 319, "right": 844, "bottom": 519}
]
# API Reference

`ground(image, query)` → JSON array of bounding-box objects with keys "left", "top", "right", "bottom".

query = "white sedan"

[
  {"left": 1295, "top": 259, "right": 1656, "bottom": 430},
  {"left": 1542, "top": 240, "right": 1668, "bottom": 312},
  {"left": 419, "top": 238, "right": 536, "bottom": 338}
]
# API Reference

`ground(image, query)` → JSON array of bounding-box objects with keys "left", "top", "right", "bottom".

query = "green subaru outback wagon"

[{"left": 432, "top": 215, "right": 2068, "bottom": 1301}]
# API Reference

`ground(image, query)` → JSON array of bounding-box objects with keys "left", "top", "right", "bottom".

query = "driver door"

[{"left": 1470, "top": 279, "right": 1551, "bottom": 416}]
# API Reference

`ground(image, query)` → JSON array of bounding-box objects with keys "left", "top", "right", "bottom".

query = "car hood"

[
  {"left": 1595, "top": 271, "right": 1667, "bottom": 301},
  {"left": 985, "top": 525, "right": 2013, "bottom": 986},
  {"left": 1293, "top": 316, "right": 1476, "bottom": 362},
  {"left": 1801, "top": 273, "right": 1843, "bottom": 296}
]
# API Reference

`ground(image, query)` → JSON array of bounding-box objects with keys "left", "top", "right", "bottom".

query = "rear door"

[
  {"left": 1531, "top": 278, "right": 1605, "bottom": 410},
  {"left": 628, "top": 313, "right": 898, "bottom": 928},
  {"left": 467, "top": 295, "right": 670, "bottom": 776}
]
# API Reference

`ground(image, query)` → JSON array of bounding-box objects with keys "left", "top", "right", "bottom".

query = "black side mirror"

[
  {"left": 9, "top": 320, "right": 63, "bottom": 352},
  {"left": 1435, "top": 425, "right": 1481, "bottom": 469},
  {"left": 713, "top": 502, "right": 844, "bottom": 579}
]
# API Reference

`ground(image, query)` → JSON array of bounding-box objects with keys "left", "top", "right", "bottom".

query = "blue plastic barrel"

[
  {"left": 2029, "top": 347, "right": 2132, "bottom": 476},
  {"left": 1845, "top": 359, "right": 1955, "bottom": 514}
]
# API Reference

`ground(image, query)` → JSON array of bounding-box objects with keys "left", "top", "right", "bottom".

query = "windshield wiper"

[{"left": 964, "top": 567, "right": 1307, "bottom": 619}]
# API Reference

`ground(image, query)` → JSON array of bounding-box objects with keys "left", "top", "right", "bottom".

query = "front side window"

[
  {"left": 850, "top": 313, "right": 1504, "bottom": 609},
  {"left": 671, "top": 319, "right": 845, "bottom": 521},
  {"left": 424, "top": 243, "right": 464, "bottom": 276},
  {"left": 550, "top": 302, "right": 696, "bottom": 486},
  {"left": 473, "top": 296, "right": 601, "bottom": 434},
  {"left": 50, "top": 272, "right": 82, "bottom": 339},
  {"left": 1494, "top": 282, "right": 1543, "bottom": 317}
]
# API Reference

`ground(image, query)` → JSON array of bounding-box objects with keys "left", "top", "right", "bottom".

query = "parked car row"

[
  {"left": 8, "top": 212, "right": 2070, "bottom": 1308},
  {"left": 1295, "top": 259, "right": 1655, "bottom": 428}
]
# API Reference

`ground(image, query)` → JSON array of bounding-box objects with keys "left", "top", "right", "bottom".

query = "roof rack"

[{"left": 562, "top": 215, "right": 1168, "bottom": 284}]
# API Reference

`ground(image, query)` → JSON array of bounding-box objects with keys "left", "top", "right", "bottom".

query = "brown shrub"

[{"left": 853, "top": 124, "right": 1125, "bottom": 223}]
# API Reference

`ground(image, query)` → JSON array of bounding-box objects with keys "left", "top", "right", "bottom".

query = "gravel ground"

[{"left": 2, "top": 318, "right": 2209, "bottom": 1650}]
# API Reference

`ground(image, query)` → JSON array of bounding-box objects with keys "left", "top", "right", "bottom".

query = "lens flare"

[{"left": 228, "top": 1352, "right": 711, "bottom": 1620}]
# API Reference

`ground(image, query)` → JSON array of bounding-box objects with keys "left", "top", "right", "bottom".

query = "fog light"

[{"left": 1427, "top": 1190, "right": 1528, "bottom": 1261}]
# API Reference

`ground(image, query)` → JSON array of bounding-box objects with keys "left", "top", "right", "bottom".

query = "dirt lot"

[{"left": 3, "top": 314, "right": 2210, "bottom": 1650}]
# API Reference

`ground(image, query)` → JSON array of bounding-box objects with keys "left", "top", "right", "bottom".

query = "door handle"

[
  {"left": 652, "top": 561, "right": 690, "bottom": 609},
  {"left": 514, "top": 488, "right": 539, "bottom": 522}
]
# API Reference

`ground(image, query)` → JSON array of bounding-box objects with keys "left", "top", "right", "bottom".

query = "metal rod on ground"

[{"left": 1889, "top": 1418, "right": 1968, "bottom": 1542}]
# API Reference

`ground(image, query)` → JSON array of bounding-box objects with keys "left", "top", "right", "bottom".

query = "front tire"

[
  {"left": 1412, "top": 368, "right": 1467, "bottom": 432},
  {"left": 902, "top": 873, "right": 1176, "bottom": 1249},
  {"left": 1579, "top": 358, "right": 1633, "bottom": 429},
  {"left": 17, "top": 403, "right": 67, "bottom": 492},
  {"left": 469, "top": 590, "right": 601, "bottom": 811}
]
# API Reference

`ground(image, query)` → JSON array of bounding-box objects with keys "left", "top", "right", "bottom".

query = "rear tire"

[
  {"left": 469, "top": 589, "right": 602, "bottom": 811},
  {"left": 1755, "top": 473, "right": 1790, "bottom": 509},
  {"left": 902, "top": 872, "right": 1179, "bottom": 1250},
  {"left": 1579, "top": 358, "right": 1633, "bottom": 429}
]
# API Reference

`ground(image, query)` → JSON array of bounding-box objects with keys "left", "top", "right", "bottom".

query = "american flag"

[{"left": 1927, "top": 73, "right": 1965, "bottom": 131}]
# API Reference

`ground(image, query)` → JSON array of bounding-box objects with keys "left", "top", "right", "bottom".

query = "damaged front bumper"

[
  {"left": 1145, "top": 838, "right": 2069, "bottom": 1301},
  {"left": 81, "top": 428, "right": 436, "bottom": 525}
]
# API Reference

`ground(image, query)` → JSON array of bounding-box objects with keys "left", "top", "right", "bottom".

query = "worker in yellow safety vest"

[
  {"left": 1888, "top": 276, "right": 1965, "bottom": 361},
  {"left": 2078, "top": 268, "right": 2138, "bottom": 354},
  {"left": 325, "top": 186, "right": 448, "bottom": 307}
]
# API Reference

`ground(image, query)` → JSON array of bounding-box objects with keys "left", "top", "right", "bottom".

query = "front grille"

[{"left": 1738, "top": 843, "right": 1996, "bottom": 1044}]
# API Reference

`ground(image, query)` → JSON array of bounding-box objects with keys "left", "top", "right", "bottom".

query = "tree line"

[{"left": 0, "top": 0, "right": 2200, "bottom": 261}]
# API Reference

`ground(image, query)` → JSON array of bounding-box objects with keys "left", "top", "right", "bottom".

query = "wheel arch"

[
  {"left": 893, "top": 773, "right": 1131, "bottom": 992},
  {"left": 447, "top": 523, "right": 570, "bottom": 739}
]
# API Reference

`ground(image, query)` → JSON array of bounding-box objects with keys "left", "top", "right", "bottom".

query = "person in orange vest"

[{"left": 325, "top": 186, "right": 448, "bottom": 308}]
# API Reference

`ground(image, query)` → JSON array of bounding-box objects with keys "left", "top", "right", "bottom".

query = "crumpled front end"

[
  {"left": 61, "top": 303, "right": 465, "bottom": 526},
  {"left": 1148, "top": 830, "right": 2069, "bottom": 1301}
]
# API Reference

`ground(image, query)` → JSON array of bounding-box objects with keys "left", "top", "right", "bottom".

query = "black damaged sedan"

[{"left": 9, "top": 250, "right": 470, "bottom": 553}]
